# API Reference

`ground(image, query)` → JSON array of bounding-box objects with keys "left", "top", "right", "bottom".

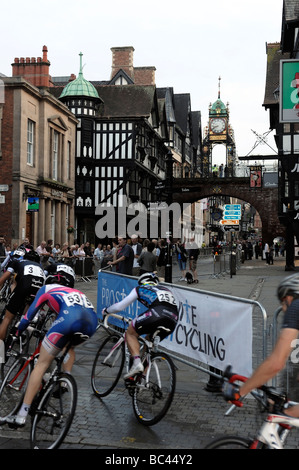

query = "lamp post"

[{"left": 165, "top": 149, "right": 174, "bottom": 283}]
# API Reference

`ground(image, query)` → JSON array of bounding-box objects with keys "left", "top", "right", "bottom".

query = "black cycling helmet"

[
  {"left": 11, "top": 248, "right": 26, "bottom": 259},
  {"left": 277, "top": 273, "right": 299, "bottom": 301},
  {"left": 24, "top": 249, "right": 40, "bottom": 263},
  {"left": 45, "top": 264, "right": 75, "bottom": 288},
  {"left": 138, "top": 272, "right": 159, "bottom": 286}
]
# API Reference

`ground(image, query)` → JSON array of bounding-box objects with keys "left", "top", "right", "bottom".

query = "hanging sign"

[{"left": 280, "top": 59, "right": 299, "bottom": 123}]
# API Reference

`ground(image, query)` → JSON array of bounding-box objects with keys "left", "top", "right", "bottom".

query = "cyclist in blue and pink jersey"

[
  {"left": 4, "top": 264, "right": 97, "bottom": 428},
  {"left": 103, "top": 272, "right": 178, "bottom": 379}
]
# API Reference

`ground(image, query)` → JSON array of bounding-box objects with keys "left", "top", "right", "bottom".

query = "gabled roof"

[
  {"left": 94, "top": 85, "right": 159, "bottom": 122},
  {"left": 173, "top": 93, "right": 191, "bottom": 134},
  {"left": 263, "top": 43, "right": 290, "bottom": 107}
]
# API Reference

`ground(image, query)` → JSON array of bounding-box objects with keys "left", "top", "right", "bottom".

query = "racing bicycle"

[
  {"left": 91, "top": 312, "right": 176, "bottom": 426},
  {"left": 205, "top": 366, "right": 299, "bottom": 449},
  {"left": 0, "top": 320, "right": 87, "bottom": 449}
]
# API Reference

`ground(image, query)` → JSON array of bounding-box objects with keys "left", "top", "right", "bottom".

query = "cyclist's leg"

[
  {"left": 0, "top": 309, "right": 14, "bottom": 340},
  {"left": 5, "top": 345, "right": 54, "bottom": 427}
]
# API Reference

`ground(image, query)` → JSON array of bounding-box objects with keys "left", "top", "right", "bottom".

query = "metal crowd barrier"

[
  {"left": 56, "top": 256, "right": 95, "bottom": 282},
  {"left": 158, "top": 281, "right": 268, "bottom": 382}
]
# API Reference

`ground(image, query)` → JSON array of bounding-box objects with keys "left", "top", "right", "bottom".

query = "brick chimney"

[
  {"left": 110, "top": 46, "right": 135, "bottom": 80},
  {"left": 134, "top": 66, "right": 156, "bottom": 86},
  {"left": 12, "top": 45, "right": 53, "bottom": 88},
  {"left": 110, "top": 46, "right": 156, "bottom": 85}
]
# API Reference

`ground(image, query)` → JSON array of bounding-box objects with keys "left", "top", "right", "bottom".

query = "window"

[
  {"left": 27, "top": 119, "right": 35, "bottom": 165},
  {"left": 67, "top": 141, "right": 71, "bottom": 180},
  {"left": 53, "top": 131, "right": 58, "bottom": 180}
]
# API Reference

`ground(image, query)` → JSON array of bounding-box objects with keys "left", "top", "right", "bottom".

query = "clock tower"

[{"left": 202, "top": 77, "right": 236, "bottom": 177}]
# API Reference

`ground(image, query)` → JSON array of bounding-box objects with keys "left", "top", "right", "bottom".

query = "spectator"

[
  {"left": 175, "top": 241, "right": 187, "bottom": 281},
  {"left": 108, "top": 236, "right": 134, "bottom": 275},
  {"left": 156, "top": 239, "right": 167, "bottom": 280},
  {"left": 186, "top": 238, "right": 199, "bottom": 283},
  {"left": 138, "top": 242, "right": 157, "bottom": 275},
  {"left": 131, "top": 234, "right": 142, "bottom": 277},
  {"left": 36, "top": 240, "right": 50, "bottom": 269},
  {"left": 0, "top": 236, "right": 6, "bottom": 261},
  {"left": 52, "top": 243, "right": 61, "bottom": 260},
  {"left": 84, "top": 242, "right": 92, "bottom": 257},
  {"left": 93, "top": 243, "right": 104, "bottom": 273}
]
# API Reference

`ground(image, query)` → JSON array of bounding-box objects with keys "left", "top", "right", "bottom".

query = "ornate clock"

[{"left": 210, "top": 118, "right": 226, "bottom": 134}]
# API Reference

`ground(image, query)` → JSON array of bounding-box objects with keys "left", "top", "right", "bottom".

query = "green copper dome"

[
  {"left": 210, "top": 98, "right": 227, "bottom": 115},
  {"left": 60, "top": 52, "right": 99, "bottom": 99}
]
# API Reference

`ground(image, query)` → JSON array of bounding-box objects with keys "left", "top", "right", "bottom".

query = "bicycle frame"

[
  {"left": 7, "top": 341, "right": 41, "bottom": 391},
  {"left": 101, "top": 312, "right": 160, "bottom": 385},
  {"left": 255, "top": 414, "right": 299, "bottom": 449}
]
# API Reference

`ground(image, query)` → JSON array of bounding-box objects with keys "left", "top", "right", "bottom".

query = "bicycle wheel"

[
  {"left": 91, "top": 334, "right": 125, "bottom": 397},
  {"left": 0, "top": 357, "right": 31, "bottom": 421},
  {"left": 30, "top": 372, "right": 77, "bottom": 449},
  {"left": 132, "top": 351, "right": 176, "bottom": 426},
  {"left": 205, "top": 436, "right": 253, "bottom": 449},
  {"left": 1, "top": 322, "right": 29, "bottom": 380}
]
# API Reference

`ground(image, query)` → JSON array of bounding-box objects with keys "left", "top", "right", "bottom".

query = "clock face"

[{"left": 210, "top": 118, "right": 226, "bottom": 133}]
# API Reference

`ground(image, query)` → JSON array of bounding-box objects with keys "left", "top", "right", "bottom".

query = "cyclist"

[
  {"left": 0, "top": 249, "right": 45, "bottom": 343},
  {"left": 223, "top": 273, "right": 299, "bottom": 417},
  {"left": 4, "top": 264, "right": 98, "bottom": 427},
  {"left": 103, "top": 272, "right": 178, "bottom": 379}
]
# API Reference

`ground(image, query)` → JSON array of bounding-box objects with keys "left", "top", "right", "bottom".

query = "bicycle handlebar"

[
  {"left": 223, "top": 365, "right": 288, "bottom": 410},
  {"left": 103, "top": 312, "right": 131, "bottom": 329}
]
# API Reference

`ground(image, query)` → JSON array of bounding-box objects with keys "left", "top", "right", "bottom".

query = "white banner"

[
  {"left": 97, "top": 271, "right": 253, "bottom": 377},
  {"left": 163, "top": 286, "right": 252, "bottom": 377}
]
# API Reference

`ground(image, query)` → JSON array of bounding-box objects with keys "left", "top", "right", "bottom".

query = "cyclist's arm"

[
  {"left": 239, "top": 327, "right": 298, "bottom": 397},
  {"left": 0, "top": 270, "right": 12, "bottom": 288},
  {"left": 106, "top": 288, "right": 138, "bottom": 313}
]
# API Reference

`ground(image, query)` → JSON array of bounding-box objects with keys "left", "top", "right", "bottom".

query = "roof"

[
  {"left": 94, "top": 85, "right": 157, "bottom": 119},
  {"left": 59, "top": 53, "right": 100, "bottom": 100},
  {"left": 263, "top": 43, "right": 290, "bottom": 107}
]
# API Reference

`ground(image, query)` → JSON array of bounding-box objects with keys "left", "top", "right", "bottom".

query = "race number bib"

[
  {"left": 156, "top": 289, "right": 177, "bottom": 306},
  {"left": 63, "top": 292, "right": 94, "bottom": 309},
  {"left": 24, "top": 264, "right": 45, "bottom": 278}
]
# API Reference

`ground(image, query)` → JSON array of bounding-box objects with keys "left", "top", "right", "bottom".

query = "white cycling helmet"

[{"left": 138, "top": 272, "right": 159, "bottom": 286}]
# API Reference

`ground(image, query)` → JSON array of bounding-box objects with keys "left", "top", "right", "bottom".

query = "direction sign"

[
  {"left": 223, "top": 215, "right": 241, "bottom": 220},
  {"left": 224, "top": 204, "right": 241, "bottom": 211},
  {"left": 223, "top": 210, "right": 241, "bottom": 218},
  {"left": 220, "top": 219, "right": 239, "bottom": 225}
]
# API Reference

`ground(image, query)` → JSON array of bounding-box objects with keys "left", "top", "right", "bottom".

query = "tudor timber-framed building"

[
  {"left": 51, "top": 46, "right": 203, "bottom": 244},
  {"left": 263, "top": 0, "right": 299, "bottom": 270}
]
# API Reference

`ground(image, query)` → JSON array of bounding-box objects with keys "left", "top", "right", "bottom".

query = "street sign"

[
  {"left": 223, "top": 215, "right": 241, "bottom": 220},
  {"left": 224, "top": 204, "right": 241, "bottom": 211},
  {"left": 220, "top": 219, "right": 239, "bottom": 225},
  {"left": 223, "top": 211, "right": 241, "bottom": 219},
  {"left": 0, "top": 185, "right": 9, "bottom": 192}
]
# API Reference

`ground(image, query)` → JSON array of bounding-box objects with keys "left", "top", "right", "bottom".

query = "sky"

[{"left": 1, "top": 0, "right": 284, "bottom": 164}]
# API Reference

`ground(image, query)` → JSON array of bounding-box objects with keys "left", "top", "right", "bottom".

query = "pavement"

[{"left": 1, "top": 253, "right": 299, "bottom": 453}]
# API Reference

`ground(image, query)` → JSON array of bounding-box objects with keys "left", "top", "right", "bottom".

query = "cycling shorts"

[
  {"left": 6, "top": 284, "right": 39, "bottom": 316},
  {"left": 132, "top": 305, "right": 178, "bottom": 341},
  {"left": 42, "top": 304, "right": 97, "bottom": 356}
]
